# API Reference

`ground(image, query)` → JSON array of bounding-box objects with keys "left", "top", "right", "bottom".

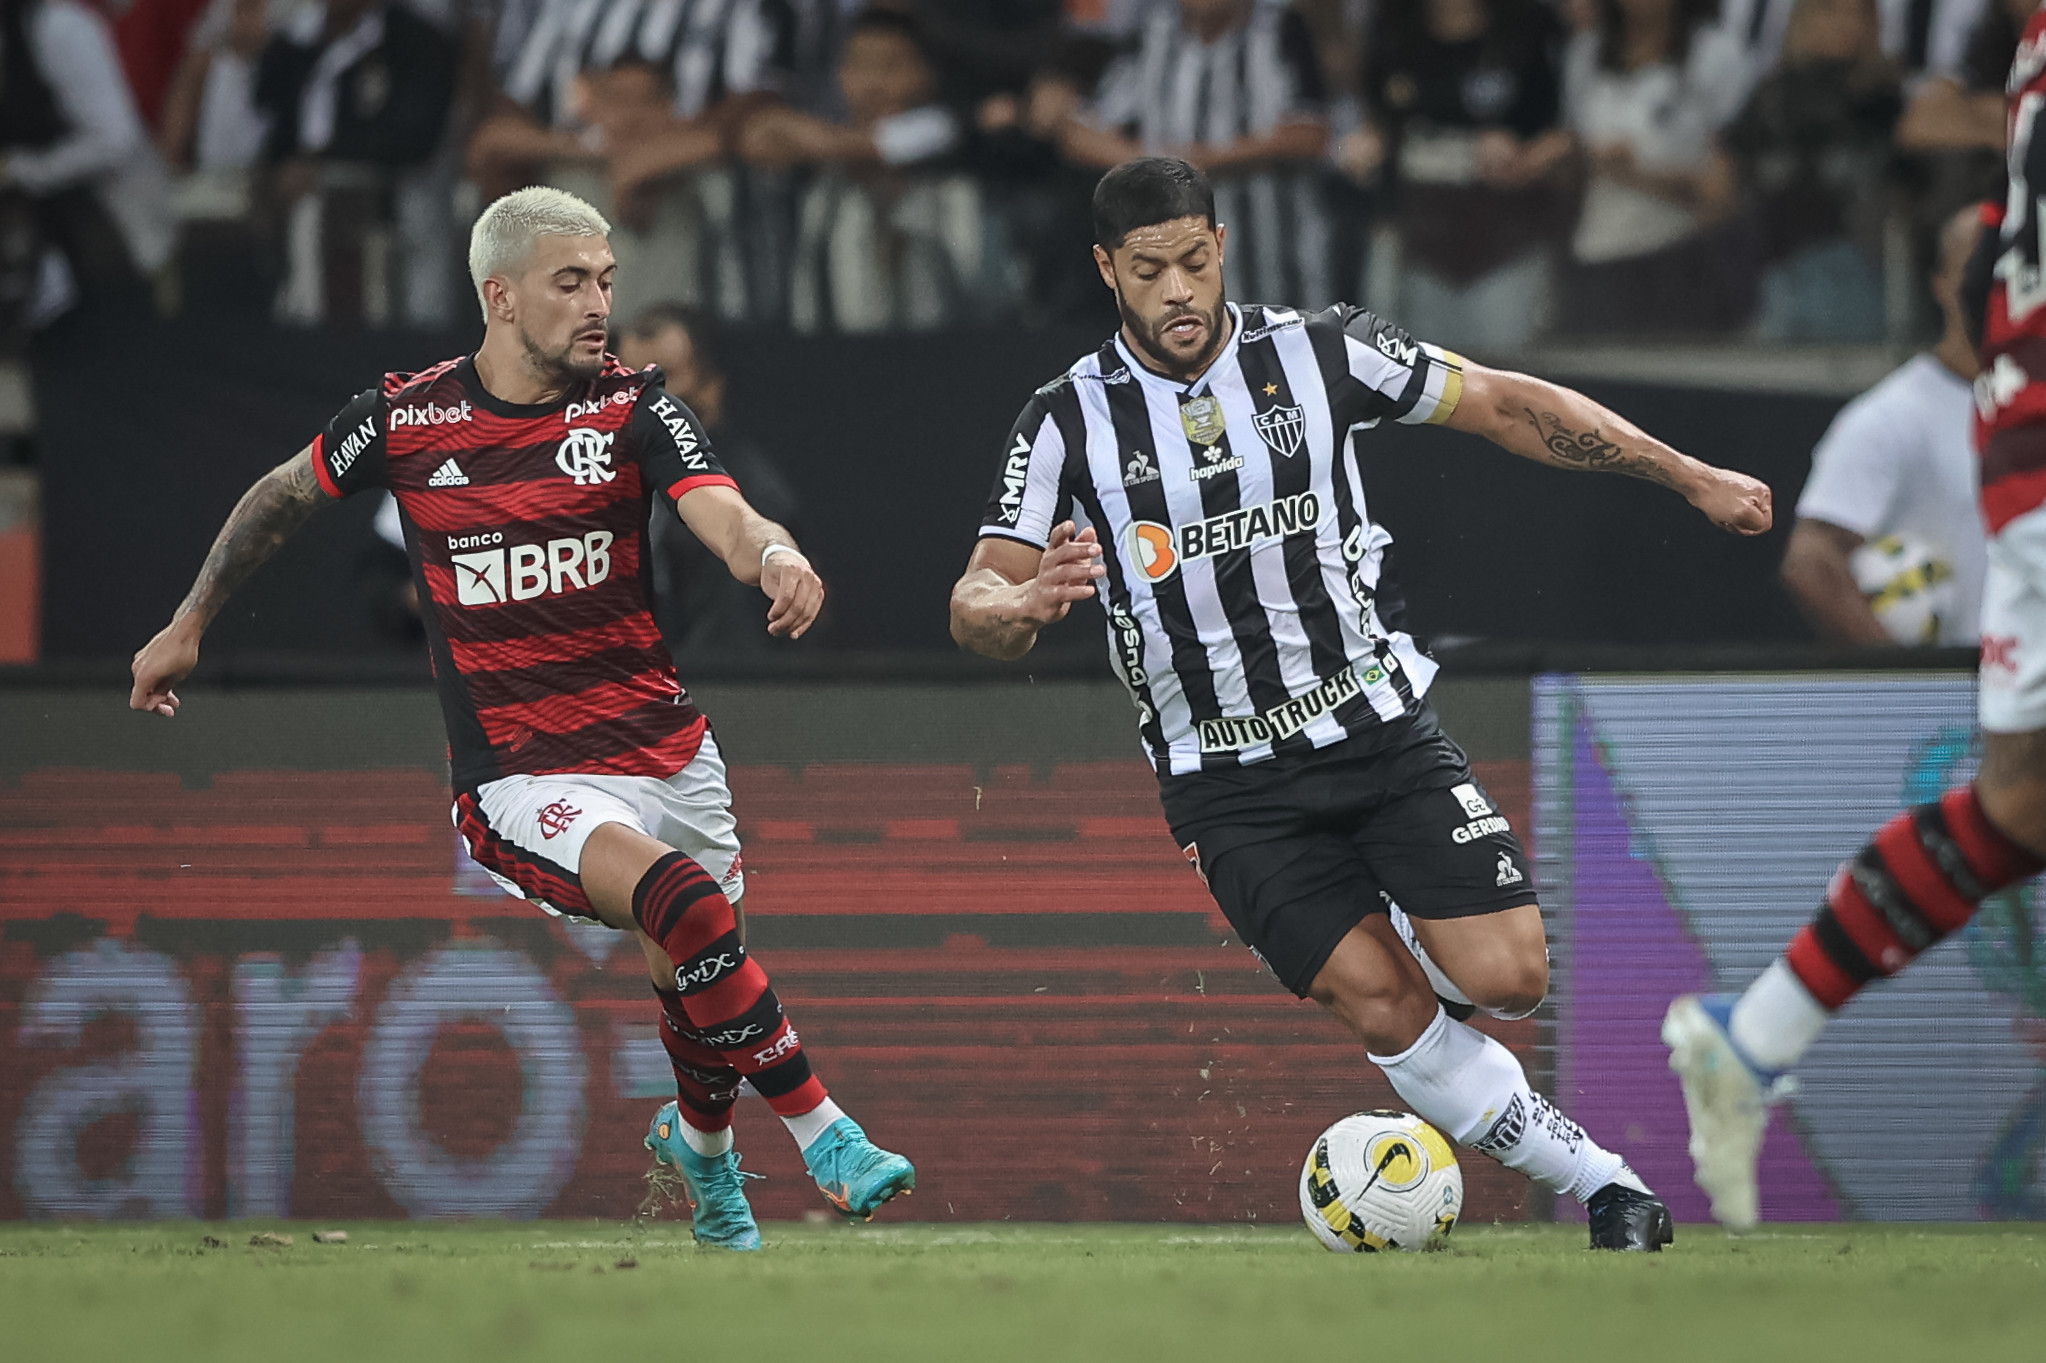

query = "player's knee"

[
  {"left": 1310, "top": 965, "right": 1436, "bottom": 1053},
  {"left": 1465, "top": 954, "right": 1549, "bottom": 1021}
]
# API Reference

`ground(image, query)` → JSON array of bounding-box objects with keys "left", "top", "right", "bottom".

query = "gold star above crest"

[{"left": 1263, "top": 383, "right": 1278, "bottom": 397}]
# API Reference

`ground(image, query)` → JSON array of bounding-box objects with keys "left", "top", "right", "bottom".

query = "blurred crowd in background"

[{"left": 1, "top": 0, "right": 2028, "bottom": 355}]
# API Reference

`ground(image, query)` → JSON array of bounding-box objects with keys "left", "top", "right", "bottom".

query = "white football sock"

[
  {"left": 1370, "top": 1007, "right": 1627, "bottom": 1204},
  {"left": 676, "top": 1118, "right": 733, "bottom": 1158},
  {"left": 1729, "top": 957, "right": 1830, "bottom": 1074},
  {"left": 783, "top": 1097, "right": 847, "bottom": 1152}
]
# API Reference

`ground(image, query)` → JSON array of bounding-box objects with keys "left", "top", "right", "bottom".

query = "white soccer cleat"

[{"left": 1662, "top": 993, "right": 1777, "bottom": 1232}]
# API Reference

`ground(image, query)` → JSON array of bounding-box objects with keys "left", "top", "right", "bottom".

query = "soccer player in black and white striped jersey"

[{"left": 951, "top": 158, "right": 1773, "bottom": 1250}]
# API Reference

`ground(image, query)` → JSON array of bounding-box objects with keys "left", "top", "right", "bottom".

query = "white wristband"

[{"left": 761, "top": 543, "right": 801, "bottom": 571}]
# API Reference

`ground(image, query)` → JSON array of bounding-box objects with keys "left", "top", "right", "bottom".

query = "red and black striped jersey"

[
  {"left": 1974, "top": 5, "right": 2046, "bottom": 532},
  {"left": 312, "top": 354, "right": 736, "bottom": 793}
]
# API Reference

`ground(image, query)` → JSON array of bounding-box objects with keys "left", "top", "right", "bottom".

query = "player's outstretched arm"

[
  {"left": 950, "top": 522, "right": 1106, "bottom": 661},
  {"left": 129, "top": 444, "right": 330, "bottom": 717},
  {"left": 1447, "top": 362, "right": 1774, "bottom": 536},
  {"left": 674, "top": 482, "right": 824, "bottom": 639}
]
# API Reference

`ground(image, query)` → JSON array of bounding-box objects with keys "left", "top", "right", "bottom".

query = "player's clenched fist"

[
  {"left": 1026, "top": 521, "right": 1107, "bottom": 625},
  {"left": 762, "top": 551, "right": 825, "bottom": 639},
  {"left": 130, "top": 620, "right": 199, "bottom": 718},
  {"left": 1689, "top": 467, "right": 1774, "bottom": 537}
]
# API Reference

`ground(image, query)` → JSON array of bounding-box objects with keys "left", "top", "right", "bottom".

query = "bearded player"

[
  {"left": 129, "top": 187, "right": 913, "bottom": 1249},
  {"left": 950, "top": 158, "right": 1774, "bottom": 1249},
  {"left": 1664, "top": 9, "right": 2046, "bottom": 1231}
]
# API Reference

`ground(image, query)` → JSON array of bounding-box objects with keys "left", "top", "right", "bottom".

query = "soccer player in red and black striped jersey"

[
  {"left": 1665, "top": 5, "right": 2046, "bottom": 1232},
  {"left": 129, "top": 187, "right": 913, "bottom": 1247}
]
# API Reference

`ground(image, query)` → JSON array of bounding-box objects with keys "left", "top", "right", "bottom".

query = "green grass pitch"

[{"left": 4, "top": 1222, "right": 2043, "bottom": 1363}]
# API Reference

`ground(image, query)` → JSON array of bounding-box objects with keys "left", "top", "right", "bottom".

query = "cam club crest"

[
  {"left": 1253, "top": 403, "right": 1306, "bottom": 458},
  {"left": 1179, "top": 394, "right": 1227, "bottom": 448}
]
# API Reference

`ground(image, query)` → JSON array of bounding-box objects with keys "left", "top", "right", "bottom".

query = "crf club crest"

[{"left": 556, "top": 428, "right": 616, "bottom": 484}]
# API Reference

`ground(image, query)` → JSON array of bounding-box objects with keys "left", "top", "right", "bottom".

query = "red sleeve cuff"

[
  {"left": 668, "top": 473, "right": 739, "bottom": 501},
  {"left": 309, "top": 433, "right": 343, "bottom": 499},
  {"left": 1982, "top": 200, "right": 2007, "bottom": 229}
]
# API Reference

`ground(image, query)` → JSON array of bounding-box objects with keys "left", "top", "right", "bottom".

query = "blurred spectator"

[
  {"left": 1780, "top": 205, "right": 1983, "bottom": 644},
  {"left": 743, "top": 9, "right": 990, "bottom": 331},
  {"left": 0, "top": 0, "right": 176, "bottom": 322},
  {"left": 1349, "top": 0, "right": 1572, "bottom": 351},
  {"left": 975, "top": 34, "right": 1119, "bottom": 324},
  {"left": 253, "top": 0, "right": 458, "bottom": 324},
  {"left": 1718, "top": 0, "right": 1987, "bottom": 87},
  {"left": 1071, "top": 0, "right": 1334, "bottom": 306},
  {"left": 158, "top": 0, "right": 273, "bottom": 179},
  {"left": 897, "top": 0, "right": 1064, "bottom": 108},
  {"left": 617, "top": 303, "right": 805, "bottom": 655},
  {"left": 1896, "top": 0, "right": 2025, "bottom": 154},
  {"left": 1559, "top": 0, "right": 1753, "bottom": 333},
  {"left": 1725, "top": 0, "right": 1901, "bottom": 342},
  {"left": 473, "top": 0, "right": 816, "bottom": 322},
  {"left": 106, "top": 0, "right": 217, "bottom": 130}
]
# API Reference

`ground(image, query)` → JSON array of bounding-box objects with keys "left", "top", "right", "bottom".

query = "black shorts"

[{"left": 1161, "top": 701, "right": 1535, "bottom": 998}]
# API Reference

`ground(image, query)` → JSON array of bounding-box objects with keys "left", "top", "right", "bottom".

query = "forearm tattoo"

[
  {"left": 175, "top": 452, "right": 327, "bottom": 628},
  {"left": 1521, "top": 408, "right": 1680, "bottom": 489}
]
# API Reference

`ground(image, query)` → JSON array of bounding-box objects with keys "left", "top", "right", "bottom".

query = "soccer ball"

[
  {"left": 1299, "top": 1110, "right": 1462, "bottom": 1252},
  {"left": 1849, "top": 534, "right": 1956, "bottom": 644}
]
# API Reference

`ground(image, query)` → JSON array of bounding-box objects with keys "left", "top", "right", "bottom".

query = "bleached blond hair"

[{"left": 467, "top": 187, "right": 612, "bottom": 318}]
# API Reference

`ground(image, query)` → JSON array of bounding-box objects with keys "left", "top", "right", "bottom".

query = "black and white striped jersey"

[
  {"left": 497, "top": 0, "right": 803, "bottom": 125},
  {"left": 977, "top": 303, "right": 1465, "bottom": 778}
]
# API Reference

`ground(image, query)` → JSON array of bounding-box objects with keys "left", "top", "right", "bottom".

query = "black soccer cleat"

[{"left": 1587, "top": 1178, "right": 1675, "bottom": 1252}]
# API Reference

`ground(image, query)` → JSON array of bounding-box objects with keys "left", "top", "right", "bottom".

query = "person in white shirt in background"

[{"left": 1779, "top": 204, "right": 1987, "bottom": 645}]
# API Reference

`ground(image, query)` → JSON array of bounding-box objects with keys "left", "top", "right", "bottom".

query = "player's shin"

[
  {"left": 1734, "top": 784, "right": 2045, "bottom": 1074},
  {"left": 654, "top": 988, "right": 740, "bottom": 1156},
  {"left": 1370, "top": 1006, "right": 1626, "bottom": 1203},
  {"left": 631, "top": 851, "right": 837, "bottom": 1142}
]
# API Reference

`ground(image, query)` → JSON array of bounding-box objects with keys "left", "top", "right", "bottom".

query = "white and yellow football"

[
  {"left": 1299, "top": 1110, "right": 1463, "bottom": 1253},
  {"left": 1849, "top": 534, "right": 1956, "bottom": 645}
]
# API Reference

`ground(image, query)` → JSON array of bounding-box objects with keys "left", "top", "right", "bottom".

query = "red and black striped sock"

[
  {"left": 654, "top": 987, "right": 740, "bottom": 1133},
  {"left": 1786, "top": 785, "right": 2043, "bottom": 1009},
  {"left": 633, "top": 851, "right": 829, "bottom": 1118}
]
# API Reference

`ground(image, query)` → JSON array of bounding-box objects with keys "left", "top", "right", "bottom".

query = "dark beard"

[
  {"left": 520, "top": 325, "right": 605, "bottom": 389},
  {"left": 1114, "top": 285, "right": 1227, "bottom": 380}
]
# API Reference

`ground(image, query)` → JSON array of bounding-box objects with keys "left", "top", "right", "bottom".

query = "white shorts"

[{"left": 451, "top": 733, "right": 744, "bottom": 920}]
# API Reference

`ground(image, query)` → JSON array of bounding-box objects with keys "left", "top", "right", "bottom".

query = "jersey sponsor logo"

[
  {"left": 1105, "top": 602, "right": 1154, "bottom": 727},
  {"left": 1127, "top": 491, "right": 1322, "bottom": 583},
  {"left": 1375, "top": 331, "right": 1419, "bottom": 367},
  {"left": 328, "top": 416, "right": 376, "bottom": 480},
  {"left": 1238, "top": 314, "right": 1302, "bottom": 343},
  {"left": 449, "top": 530, "right": 614, "bottom": 605},
  {"left": 1253, "top": 403, "right": 1306, "bottom": 458},
  {"left": 1189, "top": 443, "right": 1244, "bottom": 482},
  {"left": 447, "top": 531, "right": 502, "bottom": 550},
  {"left": 1452, "top": 814, "right": 1512, "bottom": 845},
  {"left": 1450, "top": 783, "right": 1491, "bottom": 818},
  {"left": 555, "top": 427, "right": 616, "bottom": 484},
  {"left": 1123, "top": 449, "right": 1160, "bottom": 486},
  {"left": 537, "top": 799, "right": 581, "bottom": 840},
  {"left": 427, "top": 458, "right": 469, "bottom": 487},
  {"left": 648, "top": 394, "right": 710, "bottom": 470},
  {"left": 389, "top": 398, "right": 472, "bottom": 427},
  {"left": 1196, "top": 661, "right": 1363, "bottom": 752},
  {"left": 565, "top": 388, "right": 638, "bottom": 423},
  {"left": 996, "top": 431, "right": 1031, "bottom": 524}
]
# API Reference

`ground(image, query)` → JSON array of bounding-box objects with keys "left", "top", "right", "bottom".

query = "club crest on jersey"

[
  {"left": 556, "top": 427, "right": 616, "bottom": 485},
  {"left": 1179, "top": 394, "right": 1227, "bottom": 448},
  {"left": 1253, "top": 403, "right": 1306, "bottom": 458}
]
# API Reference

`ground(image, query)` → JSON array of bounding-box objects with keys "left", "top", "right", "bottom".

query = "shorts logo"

[
  {"left": 1252, "top": 403, "right": 1306, "bottom": 458},
  {"left": 1496, "top": 852, "right": 1524, "bottom": 888},
  {"left": 1450, "top": 783, "right": 1491, "bottom": 818},
  {"left": 1198, "top": 662, "right": 1362, "bottom": 752},
  {"left": 1984, "top": 634, "right": 2020, "bottom": 672},
  {"left": 1128, "top": 491, "right": 1321, "bottom": 584},
  {"left": 1182, "top": 841, "right": 1208, "bottom": 887},
  {"left": 556, "top": 427, "right": 616, "bottom": 484},
  {"left": 538, "top": 799, "right": 581, "bottom": 840}
]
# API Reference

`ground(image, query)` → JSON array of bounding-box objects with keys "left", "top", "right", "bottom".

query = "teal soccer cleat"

[
  {"left": 644, "top": 1102, "right": 763, "bottom": 1250},
  {"left": 801, "top": 1118, "right": 915, "bottom": 1220}
]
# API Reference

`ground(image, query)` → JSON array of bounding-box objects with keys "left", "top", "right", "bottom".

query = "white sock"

[
  {"left": 1371, "top": 1007, "right": 1628, "bottom": 1204},
  {"left": 782, "top": 1097, "right": 847, "bottom": 1152},
  {"left": 677, "top": 1119, "right": 733, "bottom": 1158},
  {"left": 1729, "top": 957, "right": 1830, "bottom": 1074}
]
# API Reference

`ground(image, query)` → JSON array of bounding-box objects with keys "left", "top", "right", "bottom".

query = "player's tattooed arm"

[
  {"left": 1447, "top": 362, "right": 1773, "bottom": 535},
  {"left": 951, "top": 523, "right": 1106, "bottom": 661},
  {"left": 129, "top": 444, "right": 328, "bottom": 716}
]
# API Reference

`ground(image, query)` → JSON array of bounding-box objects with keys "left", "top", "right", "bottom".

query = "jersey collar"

[
  {"left": 456, "top": 354, "right": 613, "bottom": 418},
  {"left": 1111, "top": 302, "right": 1244, "bottom": 397}
]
